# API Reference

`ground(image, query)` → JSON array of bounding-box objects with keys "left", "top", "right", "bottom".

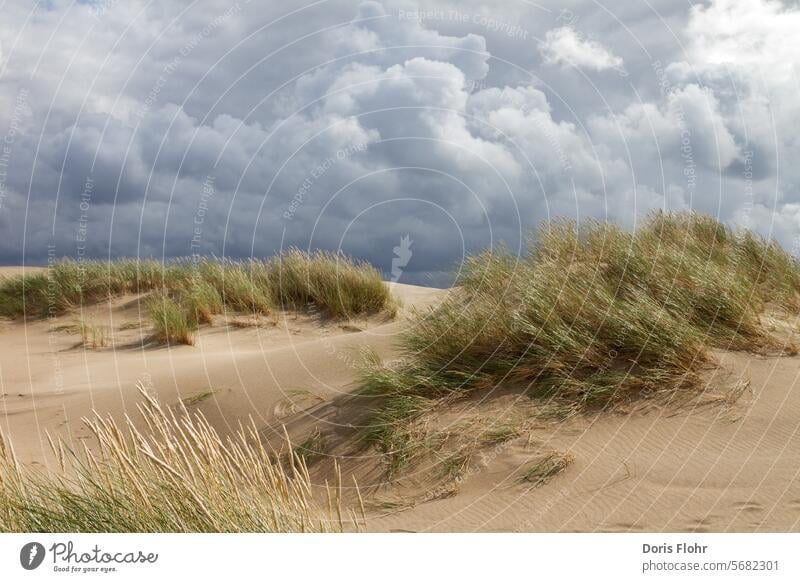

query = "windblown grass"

[
  {"left": 0, "top": 251, "right": 393, "bottom": 343},
  {"left": 194, "top": 260, "right": 272, "bottom": 315},
  {"left": 77, "top": 318, "right": 108, "bottom": 349},
  {"left": 520, "top": 451, "right": 575, "bottom": 487},
  {"left": 146, "top": 293, "right": 197, "bottom": 346},
  {"left": 0, "top": 385, "right": 343, "bottom": 532},
  {"left": 183, "top": 279, "right": 224, "bottom": 325},
  {"left": 361, "top": 212, "right": 800, "bottom": 468},
  {"left": 270, "top": 249, "right": 393, "bottom": 318},
  {"left": 0, "top": 260, "right": 170, "bottom": 317}
]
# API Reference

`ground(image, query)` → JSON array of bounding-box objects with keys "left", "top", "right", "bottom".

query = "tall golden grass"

[{"left": 0, "top": 385, "right": 346, "bottom": 532}]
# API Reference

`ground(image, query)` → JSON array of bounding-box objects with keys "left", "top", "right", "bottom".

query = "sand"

[{"left": 1, "top": 266, "right": 800, "bottom": 532}]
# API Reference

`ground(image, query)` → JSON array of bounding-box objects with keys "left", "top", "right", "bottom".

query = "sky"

[{"left": 0, "top": 0, "right": 798, "bottom": 286}]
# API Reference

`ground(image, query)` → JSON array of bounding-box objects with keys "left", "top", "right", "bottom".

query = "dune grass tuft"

[
  {"left": 270, "top": 249, "right": 392, "bottom": 318},
  {"left": 0, "top": 251, "right": 394, "bottom": 343},
  {"left": 183, "top": 279, "right": 225, "bottom": 326},
  {"left": 77, "top": 318, "right": 108, "bottom": 349},
  {"left": 0, "top": 385, "right": 342, "bottom": 532},
  {"left": 146, "top": 293, "right": 197, "bottom": 346},
  {"left": 195, "top": 260, "right": 272, "bottom": 315},
  {"left": 361, "top": 212, "right": 800, "bottom": 469},
  {"left": 520, "top": 451, "right": 575, "bottom": 487}
]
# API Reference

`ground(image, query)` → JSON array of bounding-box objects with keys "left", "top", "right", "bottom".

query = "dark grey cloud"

[{"left": 0, "top": 0, "right": 798, "bottom": 284}]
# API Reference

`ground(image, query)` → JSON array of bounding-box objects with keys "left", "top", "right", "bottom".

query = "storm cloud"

[{"left": 0, "top": 0, "right": 797, "bottom": 285}]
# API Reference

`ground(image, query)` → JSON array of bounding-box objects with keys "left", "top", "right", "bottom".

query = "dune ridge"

[
  {"left": 2, "top": 275, "right": 800, "bottom": 531},
  {"left": 3, "top": 213, "right": 800, "bottom": 532}
]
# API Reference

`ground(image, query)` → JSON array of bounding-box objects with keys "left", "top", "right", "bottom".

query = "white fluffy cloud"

[
  {"left": 687, "top": 0, "right": 800, "bottom": 85},
  {"left": 539, "top": 26, "right": 624, "bottom": 72},
  {"left": 669, "top": 0, "right": 800, "bottom": 238},
  {"left": 334, "top": 1, "right": 490, "bottom": 81}
]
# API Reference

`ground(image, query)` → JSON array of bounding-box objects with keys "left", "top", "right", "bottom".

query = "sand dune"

[
  {"left": 0, "top": 274, "right": 438, "bottom": 462},
  {"left": 364, "top": 350, "right": 800, "bottom": 532},
  {"left": 2, "top": 267, "right": 800, "bottom": 531}
]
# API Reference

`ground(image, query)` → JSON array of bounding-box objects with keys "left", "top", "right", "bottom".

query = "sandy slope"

[
  {"left": 0, "top": 275, "right": 440, "bottom": 463},
  {"left": 364, "top": 350, "right": 800, "bottom": 532},
  {"left": 2, "top": 267, "right": 800, "bottom": 531}
]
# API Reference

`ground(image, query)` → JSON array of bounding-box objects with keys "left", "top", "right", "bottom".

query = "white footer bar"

[{"left": 1, "top": 533, "right": 797, "bottom": 581}]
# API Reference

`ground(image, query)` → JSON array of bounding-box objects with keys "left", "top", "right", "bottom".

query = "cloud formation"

[
  {"left": 0, "top": 0, "right": 797, "bottom": 285},
  {"left": 539, "top": 26, "right": 624, "bottom": 72}
]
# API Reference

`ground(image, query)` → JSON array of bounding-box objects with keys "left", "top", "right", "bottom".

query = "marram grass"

[
  {"left": 0, "top": 385, "right": 347, "bottom": 533},
  {"left": 0, "top": 250, "right": 394, "bottom": 345},
  {"left": 146, "top": 293, "right": 197, "bottom": 346},
  {"left": 361, "top": 212, "right": 800, "bottom": 467}
]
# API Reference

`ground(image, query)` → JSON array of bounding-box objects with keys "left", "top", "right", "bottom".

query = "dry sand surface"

[{"left": 2, "top": 266, "right": 800, "bottom": 532}]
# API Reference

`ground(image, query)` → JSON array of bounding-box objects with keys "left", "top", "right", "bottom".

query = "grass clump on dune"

[
  {"left": 0, "top": 251, "right": 394, "bottom": 343},
  {"left": 0, "top": 385, "right": 343, "bottom": 533},
  {"left": 520, "top": 451, "right": 575, "bottom": 487},
  {"left": 0, "top": 260, "right": 184, "bottom": 317},
  {"left": 362, "top": 212, "right": 800, "bottom": 466},
  {"left": 195, "top": 260, "right": 273, "bottom": 315},
  {"left": 77, "top": 318, "right": 108, "bottom": 349},
  {"left": 0, "top": 274, "right": 51, "bottom": 317},
  {"left": 146, "top": 293, "right": 197, "bottom": 346},
  {"left": 182, "top": 279, "right": 225, "bottom": 325},
  {"left": 270, "top": 249, "right": 392, "bottom": 318}
]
